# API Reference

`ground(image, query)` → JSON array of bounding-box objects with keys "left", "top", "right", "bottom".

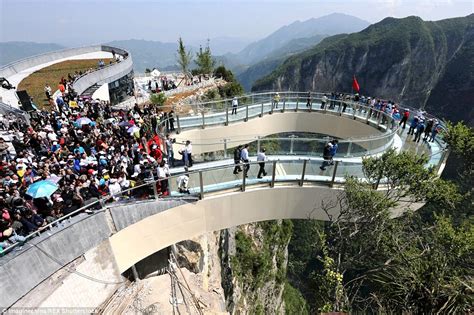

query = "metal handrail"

[
  {"left": 0, "top": 146, "right": 448, "bottom": 257},
  {"left": 154, "top": 92, "right": 401, "bottom": 158}
]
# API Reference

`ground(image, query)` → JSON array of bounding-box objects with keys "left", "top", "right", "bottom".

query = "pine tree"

[
  {"left": 176, "top": 37, "right": 192, "bottom": 83},
  {"left": 195, "top": 39, "right": 215, "bottom": 75}
]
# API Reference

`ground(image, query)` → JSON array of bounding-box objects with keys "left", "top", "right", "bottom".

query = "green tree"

[
  {"left": 214, "top": 65, "right": 235, "bottom": 82},
  {"left": 306, "top": 149, "right": 469, "bottom": 313},
  {"left": 218, "top": 81, "right": 244, "bottom": 98},
  {"left": 176, "top": 37, "right": 192, "bottom": 82},
  {"left": 149, "top": 92, "right": 166, "bottom": 106},
  {"left": 442, "top": 122, "right": 473, "bottom": 201},
  {"left": 195, "top": 40, "right": 215, "bottom": 75}
]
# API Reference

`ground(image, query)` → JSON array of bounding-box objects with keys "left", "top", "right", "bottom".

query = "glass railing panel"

[
  {"left": 258, "top": 138, "right": 290, "bottom": 156},
  {"left": 335, "top": 161, "right": 365, "bottom": 180},
  {"left": 169, "top": 170, "right": 201, "bottom": 196},
  {"left": 292, "top": 138, "right": 325, "bottom": 156},
  {"left": 200, "top": 165, "right": 242, "bottom": 194},
  {"left": 126, "top": 180, "right": 158, "bottom": 200},
  {"left": 304, "top": 159, "right": 334, "bottom": 183},
  {"left": 334, "top": 141, "right": 350, "bottom": 157},
  {"left": 275, "top": 160, "right": 305, "bottom": 183}
]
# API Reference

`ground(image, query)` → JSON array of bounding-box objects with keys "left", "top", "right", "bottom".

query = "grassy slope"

[{"left": 17, "top": 59, "right": 112, "bottom": 109}]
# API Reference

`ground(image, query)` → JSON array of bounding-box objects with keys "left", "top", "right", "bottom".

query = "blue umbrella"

[
  {"left": 26, "top": 180, "right": 59, "bottom": 198},
  {"left": 76, "top": 117, "right": 92, "bottom": 125}
]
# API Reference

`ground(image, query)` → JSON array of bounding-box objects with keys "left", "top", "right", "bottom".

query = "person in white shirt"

[
  {"left": 257, "top": 148, "right": 267, "bottom": 178},
  {"left": 321, "top": 94, "right": 328, "bottom": 109},
  {"left": 240, "top": 144, "right": 250, "bottom": 177},
  {"left": 232, "top": 97, "right": 238, "bottom": 115},
  {"left": 177, "top": 167, "right": 190, "bottom": 194},
  {"left": 108, "top": 178, "right": 122, "bottom": 201},
  {"left": 180, "top": 140, "right": 193, "bottom": 167},
  {"left": 157, "top": 160, "right": 170, "bottom": 196}
]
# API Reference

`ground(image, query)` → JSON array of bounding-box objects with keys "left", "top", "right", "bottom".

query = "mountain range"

[
  {"left": 252, "top": 14, "right": 474, "bottom": 125},
  {"left": 0, "top": 41, "right": 65, "bottom": 66},
  {"left": 0, "top": 13, "right": 369, "bottom": 84}
]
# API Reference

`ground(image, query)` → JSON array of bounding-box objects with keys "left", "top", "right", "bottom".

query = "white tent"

[{"left": 150, "top": 69, "right": 161, "bottom": 77}]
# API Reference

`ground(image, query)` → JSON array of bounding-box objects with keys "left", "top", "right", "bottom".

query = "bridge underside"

[{"left": 109, "top": 185, "right": 424, "bottom": 274}]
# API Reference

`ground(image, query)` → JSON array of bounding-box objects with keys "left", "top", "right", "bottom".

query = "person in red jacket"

[{"left": 399, "top": 109, "right": 410, "bottom": 129}]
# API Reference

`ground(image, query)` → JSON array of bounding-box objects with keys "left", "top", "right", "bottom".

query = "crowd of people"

[{"left": 0, "top": 93, "right": 190, "bottom": 253}]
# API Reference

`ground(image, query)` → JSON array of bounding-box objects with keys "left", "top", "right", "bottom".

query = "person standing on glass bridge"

[
  {"left": 321, "top": 94, "right": 328, "bottom": 109},
  {"left": 272, "top": 92, "right": 280, "bottom": 109},
  {"left": 306, "top": 92, "right": 312, "bottom": 109},
  {"left": 257, "top": 148, "right": 267, "bottom": 179},
  {"left": 240, "top": 144, "right": 250, "bottom": 177},
  {"left": 233, "top": 145, "right": 243, "bottom": 174},
  {"left": 232, "top": 97, "right": 238, "bottom": 115},
  {"left": 320, "top": 139, "right": 338, "bottom": 170}
]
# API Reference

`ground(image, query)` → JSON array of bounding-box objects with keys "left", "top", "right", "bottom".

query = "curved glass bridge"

[{"left": 1, "top": 92, "right": 448, "bottom": 255}]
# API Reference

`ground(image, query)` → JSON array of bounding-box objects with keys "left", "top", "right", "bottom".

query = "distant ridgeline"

[{"left": 252, "top": 14, "right": 474, "bottom": 126}]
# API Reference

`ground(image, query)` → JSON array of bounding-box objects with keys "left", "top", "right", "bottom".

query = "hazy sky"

[{"left": 1, "top": 0, "right": 472, "bottom": 45}]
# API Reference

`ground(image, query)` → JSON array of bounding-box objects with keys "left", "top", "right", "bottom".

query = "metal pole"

[
  {"left": 270, "top": 96, "right": 274, "bottom": 114},
  {"left": 345, "top": 141, "right": 353, "bottom": 157},
  {"left": 260, "top": 102, "right": 264, "bottom": 117},
  {"left": 224, "top": 139, "right": 228, "bottom": 158},
  {"left": 225, "top": 102, "right": 229, "bottom": 126},
  {"left": 300, "top": 159, "right": 307, "bottom": 186},
  {"left": 352, "top": 102, "right": 356, "bottom": 119},
  {"left": 257, "top": 136, "right": 261, "bottom": 153},
  {"left": 176, "top": 115, "right": 181, "bottom": 134},
  {"left": 131, "top": 265, "right": 140, "bottom": 281},
  {"left": 270, "top": 160, "right": 277, "bottom": 188},
  {"left": 199, "top": 171, "right": 204, "bottom": 199},
  {"left": 330, "top": 161, "right": 339, "bottom": 187},
  {"left": 289, "top": 135, "right": 296, "bottom": 154},
  {"left": 241, "top": 166, "right": 246, "bottom": 192},
  {"left": 282, "top": 98, "right": 286, "bottom": 113},
  {"left": 201, "top": 112, "right": 205, "bottom": 129},
  {"left": 295, "top": 96, "right": 299, "bottom": 112},
  {"left": 245, "top": 103, "right": 249, "bottom": 121}
]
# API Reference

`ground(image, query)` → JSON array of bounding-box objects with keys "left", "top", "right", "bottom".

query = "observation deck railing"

[
  {"left": 72, "top": 45, "right": 133, "bottom": 95},
  {"left": 156, "top": 92, "right": 399, "bottom": 158}
]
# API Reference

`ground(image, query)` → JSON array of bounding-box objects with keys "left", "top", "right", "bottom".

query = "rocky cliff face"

[
  {"left": 252, "top": 15, "right": 474, "bottom": 125},
  {"left": 219, "top": 221, "right": 293, "bottom": 314}
]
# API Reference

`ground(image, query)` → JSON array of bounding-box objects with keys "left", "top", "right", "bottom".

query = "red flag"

[{"left": 352, "top": 75, "right": 360, "bottom": 93}]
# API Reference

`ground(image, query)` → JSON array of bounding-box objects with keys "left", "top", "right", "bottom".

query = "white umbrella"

[{"left": 127, "top": 125, "right": 140, "bottom": 134}]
